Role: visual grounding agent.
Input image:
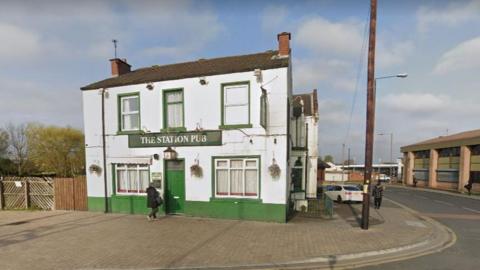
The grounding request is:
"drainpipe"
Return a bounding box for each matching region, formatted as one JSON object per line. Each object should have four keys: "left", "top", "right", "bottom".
{"left": 101, "top": 88, "right": 109, "bottom": 213}
{"left": 304, "top": 123, "right": 309, "bottom": 199}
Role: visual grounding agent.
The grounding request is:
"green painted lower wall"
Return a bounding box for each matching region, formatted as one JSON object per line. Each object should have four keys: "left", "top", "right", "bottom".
{"left": 184, "top": 199, "right": 287, "bottom": 223}
{"left": 87, "top": 197, "right": 111, "bottom": 212}
{"left": 88, "top": 196, "right": 286, "bottom": 222}
{"left": 88, "top": 196, "right": 165, "bottom": 215}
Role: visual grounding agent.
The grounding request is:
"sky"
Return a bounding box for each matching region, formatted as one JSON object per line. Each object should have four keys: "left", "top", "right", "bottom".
{"left": 1, "top": 0, "right": 479, "bottom": 164}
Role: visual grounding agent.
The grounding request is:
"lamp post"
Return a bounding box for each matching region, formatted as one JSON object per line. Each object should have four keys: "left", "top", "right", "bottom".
{"left": 362, "top": 72, "right": 407, "bottom": 230}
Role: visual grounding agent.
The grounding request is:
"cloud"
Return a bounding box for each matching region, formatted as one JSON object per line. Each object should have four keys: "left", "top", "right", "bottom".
{"left": 318, "top": 99, "right": 349, "bottom": 125}
{"left": 382, "top": 93, "right": 448, "bottom": 114}
{"left": 377, "top": 41, "right": 414, "bottom": 69}
{"left": 296, "top": 17, "right": 363, "bottom": 57}
{"left": 433, "top": 36, "right": 480, "bottom": 74}
{"left": 0, "top": 23, "right": 42, "bottom": 61}
{"left": 417, "top": 0, "right": 480, "bottom": 33}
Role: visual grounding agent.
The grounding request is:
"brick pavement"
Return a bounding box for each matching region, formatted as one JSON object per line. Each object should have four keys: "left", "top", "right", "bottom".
{"left": 0, "top": 201, "right": 436, "bottom": 270}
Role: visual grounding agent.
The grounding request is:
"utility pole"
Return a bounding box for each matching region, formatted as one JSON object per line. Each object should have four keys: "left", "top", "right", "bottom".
{"left": 362, "top": 0, "right": 377, "bottom": 230}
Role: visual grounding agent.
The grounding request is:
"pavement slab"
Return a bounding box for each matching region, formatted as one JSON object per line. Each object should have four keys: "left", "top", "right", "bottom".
{"left": 0, "top": 199, "right": 454, "bottom": 270}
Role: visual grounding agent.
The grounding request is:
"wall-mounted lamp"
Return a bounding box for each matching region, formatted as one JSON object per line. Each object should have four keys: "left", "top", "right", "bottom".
{"left": 163, "top": 147, "right": 177, "bottom": 160}
{"left": 146, "top": 83, "right": 154, "bottom": 90}
{"left": 254, "top": 69, "right": 263, "bottom": 83}
{"left": 153, "top": 154, "right": 160, "bottom": 160}
{"left": 199, "top": 77, "right": 208, "bottom": 85}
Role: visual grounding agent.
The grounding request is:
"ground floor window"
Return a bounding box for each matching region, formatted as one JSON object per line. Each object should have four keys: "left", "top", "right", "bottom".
{"left": 115, "top": 164, "right": 149, "bottom": 194}
{"left": 214, "top": 157, "right": 259, "bottom": 198}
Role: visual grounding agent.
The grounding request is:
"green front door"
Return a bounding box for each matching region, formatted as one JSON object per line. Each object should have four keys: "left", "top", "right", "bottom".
{"left": 165, "top": 160, "right": 185, "bottom": 214}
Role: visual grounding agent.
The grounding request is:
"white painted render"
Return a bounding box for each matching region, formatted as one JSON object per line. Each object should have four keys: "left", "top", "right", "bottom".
{"left": 82, "top": 67, "right": 291, "bottom": 205}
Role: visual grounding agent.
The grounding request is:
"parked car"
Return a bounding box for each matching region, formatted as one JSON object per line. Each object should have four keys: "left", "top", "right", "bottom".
{"left": 377, "top": 174, "right": 391, "bottom": 183}
{"left": 324, "top": 184, "right": 363, "bottom": 203}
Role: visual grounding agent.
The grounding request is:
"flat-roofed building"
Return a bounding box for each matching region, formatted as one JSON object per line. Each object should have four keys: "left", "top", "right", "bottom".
{"left": 401, "top": 129, "right": 480, "bottom": 193}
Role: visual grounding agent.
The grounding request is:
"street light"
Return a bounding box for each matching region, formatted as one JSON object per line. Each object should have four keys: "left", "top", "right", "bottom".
{"left": 362, "top": 72, "right": 408, "bottom": 230}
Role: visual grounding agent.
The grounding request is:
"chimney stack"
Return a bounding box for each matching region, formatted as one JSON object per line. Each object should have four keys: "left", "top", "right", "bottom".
{"left": 110, "top": 58, "right": 131, "bottom": 77}
{"left": 277, "top": 32, "right": 291, "bottom": 57}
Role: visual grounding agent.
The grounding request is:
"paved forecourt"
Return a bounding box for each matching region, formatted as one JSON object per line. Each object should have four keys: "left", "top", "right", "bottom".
{"left": 0, "top": 200, "right": 453, "bottom": 270}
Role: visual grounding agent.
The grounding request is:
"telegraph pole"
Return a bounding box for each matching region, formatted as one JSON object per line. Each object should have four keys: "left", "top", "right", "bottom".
{"left": 362, "top": 0, "right": 377, "bottom": 230}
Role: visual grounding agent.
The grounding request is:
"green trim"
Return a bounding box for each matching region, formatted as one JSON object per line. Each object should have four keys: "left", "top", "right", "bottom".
{"left": 117, "top": 92, "right": 141, "bottom": 133}
{"left": 161, "top": 127, "right": 187, "bottom": 132}
{"left": 117, "top": 130, "right": 143, "bottom": 135}
{"left": 211, "top": 155, "right": 261, "bottom": 200}
{"left": 112, "top": 163, "right": 116, "bottom": 196}
{"left": 218, "top": 124, "right": 253, "bottom": 130}
{"left": 184, "top": 200, "right": 286, "bottom": 223}
{"left": 220, "top": 81, "right": 251, "bottom": 128}
{"left": 162, "top": 88, "right": 185, "bottom": 131}
{"left": 88, "top": 197, "right": 111, "bottom": 212}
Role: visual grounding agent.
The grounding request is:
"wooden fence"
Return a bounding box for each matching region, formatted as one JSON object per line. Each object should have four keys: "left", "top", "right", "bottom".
{"left": 54, "top": 176, "right": 87, "bottom": 211}
{"left": 0, "top": 177, "right": 54, "bottom": 210}
{"left": 0, "top": 176, "right": 87, "bottom": 211}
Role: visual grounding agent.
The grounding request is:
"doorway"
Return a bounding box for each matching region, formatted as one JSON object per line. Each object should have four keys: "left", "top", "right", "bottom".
{"left": 164, "top": 160, "right": 185, "bottom": 214}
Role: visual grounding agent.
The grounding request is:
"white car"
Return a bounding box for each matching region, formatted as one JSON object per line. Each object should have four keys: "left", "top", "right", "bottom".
{"left": 324, "top": 184, "right": 363, "bottom": 203}
{"left": 377, "top": 174, "right": 391, "bottom": 183}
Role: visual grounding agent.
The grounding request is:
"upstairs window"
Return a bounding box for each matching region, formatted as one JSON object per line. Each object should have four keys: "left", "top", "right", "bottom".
{"left": 163, "top": 89, "right": 184, "bottom": 131}
{"left": 260, "top": 89, "right": 267, "bottom": 129}
{"left": 221, "top": 82, "right": 250, "bottom": 128}
{"left": 119, "top": 93, "right": 140, "bottom": 132}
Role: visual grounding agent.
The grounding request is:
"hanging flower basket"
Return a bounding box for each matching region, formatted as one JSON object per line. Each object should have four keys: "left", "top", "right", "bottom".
{"left": 89, "top": 164, "right": 102, "bottom": 175}
{"left": 190, "top": 159, "right": 203, "bottom": 178}
{"left": 268, "top": 159, "right": 281, "bottom": 178}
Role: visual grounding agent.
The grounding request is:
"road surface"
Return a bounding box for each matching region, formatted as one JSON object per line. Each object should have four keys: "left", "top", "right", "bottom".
{"left": 360, "top": 186, "right": 480, "bottom": 270}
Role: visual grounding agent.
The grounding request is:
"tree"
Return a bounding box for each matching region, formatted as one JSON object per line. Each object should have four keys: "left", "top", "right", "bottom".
{"left": 26, "top": 124, "right": 85, "bottom": 177}
{"left": 324, "top": 155, "right": 334, "bottom": 163}
{"left": 0, "top": 128, "right": 8, "bottom": 157}
{"left": 5, "top": 123, "right": 29, "bottom": 175}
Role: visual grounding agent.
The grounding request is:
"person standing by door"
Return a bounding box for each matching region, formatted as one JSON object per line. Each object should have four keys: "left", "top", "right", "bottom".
{"left": 372, "top": 182, "right": 384, "bottom": 209}
{"left": 146, "top": 184, "right": 162, "bottom": 221}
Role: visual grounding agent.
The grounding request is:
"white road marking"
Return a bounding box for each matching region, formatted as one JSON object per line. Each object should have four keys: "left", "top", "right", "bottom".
{"left": 434, "top": 200, "right": 454, "bottom": 206}
{"left": 463, "top": 207, "right": 480, "bottom": 214}
{"left": 405, "top": 220, "right": 427, "bottom": 228}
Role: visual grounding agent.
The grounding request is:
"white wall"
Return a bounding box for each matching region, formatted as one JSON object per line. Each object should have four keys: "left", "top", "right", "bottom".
{"left": 82, "top": 68, "right": 290, "bottom": 204}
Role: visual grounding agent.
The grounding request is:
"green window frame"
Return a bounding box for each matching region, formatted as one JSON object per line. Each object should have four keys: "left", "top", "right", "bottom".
{"left": 113, "top": 163, "right": 150, "bottom": 195}
{"left": 260, "top": 89, "right": 267, "bottom": 129}
{"left": 118, "top": 92, "right": 141, "bottom": 134}
{"left": 212, "top": 156, "right": 260, "bottom": 199}
{"left": 220, "top": 81, "right": 252, "bottom": 129}
{"left": 162, "top": 88, "right": 186, "bottom": 132}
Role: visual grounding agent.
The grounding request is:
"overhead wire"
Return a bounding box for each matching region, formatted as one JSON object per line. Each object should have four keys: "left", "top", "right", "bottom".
{"left": 343, "top": 7, "right": 370, "bottom": 147}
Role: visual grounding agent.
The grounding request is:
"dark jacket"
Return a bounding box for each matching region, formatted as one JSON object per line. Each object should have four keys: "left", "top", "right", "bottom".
{"left": 146, "top": 186, "right": 160, "bottom": 208}
{"left": 372, "top": 185, "right": 384, "bottom": 199}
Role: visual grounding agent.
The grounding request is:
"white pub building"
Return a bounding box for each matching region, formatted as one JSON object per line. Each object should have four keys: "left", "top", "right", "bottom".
{"left": 81, "top": 32, "right": 318, "bottom": 222}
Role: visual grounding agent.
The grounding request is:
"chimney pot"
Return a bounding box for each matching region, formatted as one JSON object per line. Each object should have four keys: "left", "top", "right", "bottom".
{"left": 110, "top": 58, "right": 131, "bottom": 77}
{"left": 277, "top": 32, "right": 291, "bottom": 56}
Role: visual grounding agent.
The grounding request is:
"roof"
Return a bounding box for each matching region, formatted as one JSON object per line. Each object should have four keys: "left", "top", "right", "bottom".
{"left": 292, "top": 89, "right": 318, "bottom": 117}
{"left": 81, "top": 50, "right": 289, "bottom": 90}
{"left": 401, "top": 129, "right": 480, "bottom": 152}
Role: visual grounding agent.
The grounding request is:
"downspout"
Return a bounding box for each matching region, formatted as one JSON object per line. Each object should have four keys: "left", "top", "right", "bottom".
{"left": 101, "top": 88, "right": 109, "bottom": 213}
{"left": 304, "top": 123, "right": 309, "bottom": 197}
